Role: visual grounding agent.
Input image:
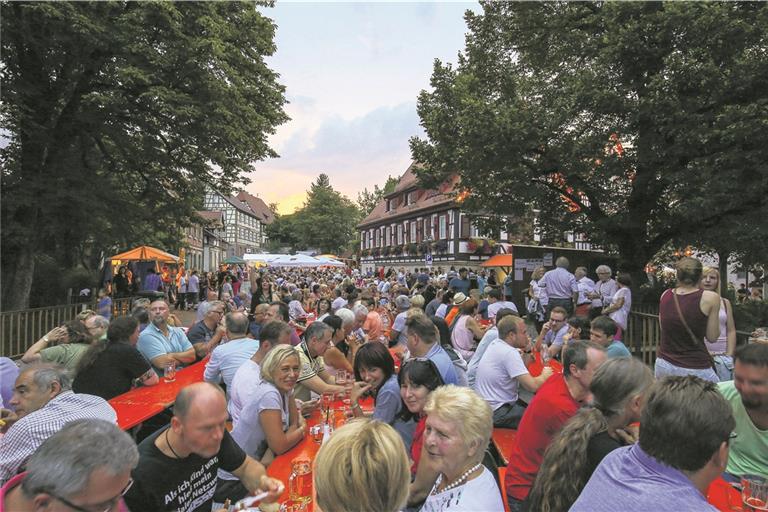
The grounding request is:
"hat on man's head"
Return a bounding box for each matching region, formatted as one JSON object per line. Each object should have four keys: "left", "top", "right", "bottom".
{"left": 452, "top": 292, "right": 469, "bottom": 306}
{"left": 395, "top": 295, "right": 411, "bottom": 310}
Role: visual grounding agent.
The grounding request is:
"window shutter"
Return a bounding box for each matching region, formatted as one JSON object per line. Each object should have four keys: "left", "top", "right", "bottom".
{"left": 460, "top": 214, "right": 470, "bottom": 238}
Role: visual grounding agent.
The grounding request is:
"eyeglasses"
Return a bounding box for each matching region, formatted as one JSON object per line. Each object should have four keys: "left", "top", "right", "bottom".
{"left": 50, "top": 478, "right": 133, "bottom": 512}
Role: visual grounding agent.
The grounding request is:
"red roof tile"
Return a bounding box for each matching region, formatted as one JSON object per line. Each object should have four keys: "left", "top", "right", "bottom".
{"left": 234, "top": 191, "right": 275, "bottom": 224}
{"left": 358, "top": 162, "right": 460, "bottom": 228}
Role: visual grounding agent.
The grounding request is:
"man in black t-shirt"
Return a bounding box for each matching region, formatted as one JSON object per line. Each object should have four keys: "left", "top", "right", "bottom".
{"left": 73, "top": 316, "right": 158, "bottom": 399}
{"left": 124, "top": 383, "right": 283, "bottom": 512}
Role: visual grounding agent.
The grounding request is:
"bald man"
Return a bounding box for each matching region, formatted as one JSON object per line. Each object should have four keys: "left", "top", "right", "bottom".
{"left": 124, "top": 383, "right": 283, "bottom": 512}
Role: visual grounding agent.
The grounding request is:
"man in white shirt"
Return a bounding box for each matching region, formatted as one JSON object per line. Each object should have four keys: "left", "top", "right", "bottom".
{"left": 539, "top": 256, "right": 578, "bottom": 317}
{"left": 467, "top": 308, "right": 519, "bottom": 388}
{"left": 204, "top": 312, "right": 258, "bottom": 391}
{"left": 574, "top": 266, "right": 596, "bottom": 317}
{"left": 588, "top": 264, "right": 618, "bottom": 319}
{"left": 475, "top": 316, "right": 553, "bottom": 428}
{"left": 487, "top": 288, "right": 519, "bottom": 319}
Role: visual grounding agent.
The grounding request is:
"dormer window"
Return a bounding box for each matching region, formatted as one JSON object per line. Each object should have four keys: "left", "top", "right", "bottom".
{"left": 386, "top": 199, "right": 392, "bottom": 212}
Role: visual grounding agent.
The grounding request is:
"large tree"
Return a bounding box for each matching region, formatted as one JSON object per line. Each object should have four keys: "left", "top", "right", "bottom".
{"left": 411, "top": 2, "right": 768, "bottom": 283}
{"left": 1, "top": 1, "right": 287, "bottom": 309}
{"left": 294, "top": 174, "right": 360, "bottom": 254}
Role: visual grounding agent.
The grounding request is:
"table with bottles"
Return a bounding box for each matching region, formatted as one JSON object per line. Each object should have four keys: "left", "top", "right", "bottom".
{"left": 264, "top": 394, "right": 375, "bottom": 511}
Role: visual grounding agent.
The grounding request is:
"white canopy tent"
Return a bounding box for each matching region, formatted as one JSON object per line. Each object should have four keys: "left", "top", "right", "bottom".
{"left": 243, "top": 253, "right": 345, "bottom": 268}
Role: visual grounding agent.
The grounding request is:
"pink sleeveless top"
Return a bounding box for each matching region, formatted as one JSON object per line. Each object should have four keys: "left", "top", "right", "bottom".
{"left": 451, "top": 315, "right": 475, "bottom": 361}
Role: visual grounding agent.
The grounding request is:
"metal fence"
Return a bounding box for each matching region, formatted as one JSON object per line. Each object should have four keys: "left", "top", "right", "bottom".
{"left": 625, "top": 303, "right": 754, "bottom": 366}
{"left": 1, "top": 297, "right": 135, "bottom": 359}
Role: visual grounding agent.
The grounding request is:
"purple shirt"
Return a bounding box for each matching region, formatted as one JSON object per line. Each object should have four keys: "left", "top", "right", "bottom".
{"left": 0, "top": 358, "right": 19, "bottom": 409}
{"left": 540, "top": 267, "right": 578, "bottom": 300}
{"left": 570, "top": 444, "right": 717, "bottom": 512}
{"left": 143, "top": 272, "right": 162, "bottom": 291}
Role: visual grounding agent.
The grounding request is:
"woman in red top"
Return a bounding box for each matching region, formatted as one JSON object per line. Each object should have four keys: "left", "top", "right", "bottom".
{"left": 393, "top": 359, "right": 445, "bottom": 475}
{"left": 656, "top": 257, "right": 721, "bottom": 383}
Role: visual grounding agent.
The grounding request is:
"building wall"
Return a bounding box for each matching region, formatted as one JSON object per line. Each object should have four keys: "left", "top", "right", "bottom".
{"left": 204, "top": 190, "right": 264, "bottom": 256}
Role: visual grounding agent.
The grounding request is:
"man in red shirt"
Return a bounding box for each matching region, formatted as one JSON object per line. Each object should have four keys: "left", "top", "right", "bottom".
{"left": 504, "top": 340, "right": 607, "bottom": 511}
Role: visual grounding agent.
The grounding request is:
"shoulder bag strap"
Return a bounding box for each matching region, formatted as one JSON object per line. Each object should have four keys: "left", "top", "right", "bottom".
{"left": 672, "top": 290, "right": 716, "bottom": 370}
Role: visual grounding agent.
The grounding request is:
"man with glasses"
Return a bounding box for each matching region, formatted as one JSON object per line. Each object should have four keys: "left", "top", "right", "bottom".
{"left": 187, "top": 300, "right": 228, "bottom": 359}
{"left": 571, "top": 376, "right": 735, "bottom": 511}
{"left": 1, "top": 419, "right": 137, "bottom": 512}
{"left": 294, "top": 322, "right": 346, "bottom": 402}
{"left": 0, "top": 365, "right": 117, "bottom": 486}
{"left": 587, "top": 264, "right": 618, "bottom": 320}
{"left": 137, "top": 299, "right": 196, "bottom": 375}
{"left": 534, "top": 306, "right": 570, "bottom": 360}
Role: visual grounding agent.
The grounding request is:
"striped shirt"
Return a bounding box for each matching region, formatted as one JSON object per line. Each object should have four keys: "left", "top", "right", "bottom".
{"left": 0, "top": 391, "right": 116, "bottom": 485}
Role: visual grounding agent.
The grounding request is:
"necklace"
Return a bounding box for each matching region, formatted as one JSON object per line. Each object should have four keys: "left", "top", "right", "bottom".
{"left": 434, "top": 462, "right": 482, "bottom": 494}
{"left": 165, "top": 428, "right": 183, "bottom": 459}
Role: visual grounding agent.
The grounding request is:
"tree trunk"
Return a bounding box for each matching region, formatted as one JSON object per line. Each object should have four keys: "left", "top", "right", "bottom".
{"left": 717, "top": 248, "right": 729, "bottom": 296}
{"left": 1, "top": 245, "right": 36, "bottom": 311}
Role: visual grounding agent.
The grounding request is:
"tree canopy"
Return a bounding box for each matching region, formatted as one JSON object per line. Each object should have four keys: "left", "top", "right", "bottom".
{"left": 266, "top": 174, "right": 360, "bottom": 254}
{"left": 1, "top": 1, "right": 287, "bottom": 309}
{"left": 411, "top": 1, "right": 768, "bottom": 282}
{"left": 356, "top": 175, "right": 399, "bottom": 217}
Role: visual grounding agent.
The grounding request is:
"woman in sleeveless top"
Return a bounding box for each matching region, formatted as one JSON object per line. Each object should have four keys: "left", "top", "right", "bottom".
{"left": 450, "top": 299, "right": 486, "bottom": 362}
{"left": 699, "top": 267, "right": 736, "bottom": 381}
{"left": 655, "top": 257, "right": 722, "bottom": 383}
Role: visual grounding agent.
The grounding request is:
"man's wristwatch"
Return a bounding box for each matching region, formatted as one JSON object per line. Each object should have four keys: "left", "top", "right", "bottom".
{"left": 43, "top": 336, "right": 50, "bottom": 343}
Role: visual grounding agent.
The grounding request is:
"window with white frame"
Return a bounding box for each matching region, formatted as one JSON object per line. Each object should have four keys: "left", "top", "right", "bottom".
{"left": 397, "top": 224, "right": 403, "bottom": 245}
{"left": 385, "top": 226, "right": 391, "bottom": 246}
{"left": 410, "top": 221, "right": 417, "bottom": 242}
{"left": 439, "top": 216, "right": 447, "bottom": 239}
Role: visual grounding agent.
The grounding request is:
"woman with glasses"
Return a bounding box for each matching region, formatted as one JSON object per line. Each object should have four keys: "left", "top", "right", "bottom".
{"left": 215, "top": 345, "right": 306, "bottom": 503}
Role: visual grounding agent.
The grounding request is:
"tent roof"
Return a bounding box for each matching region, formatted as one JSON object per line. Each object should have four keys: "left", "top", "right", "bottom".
{"left": 480, "top": 253, "right": 514, "bottom": 268}
{"left": 109, "top": 245, "right": 179, "bottom": 263}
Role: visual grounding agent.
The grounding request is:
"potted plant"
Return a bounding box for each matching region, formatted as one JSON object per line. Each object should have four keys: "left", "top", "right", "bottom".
{"left": 434, "top": 240, "right": 449, "bottom": 253}
{"left": 407, "top": 242, "right": 418, "bottom": 255}
{"left": 371, "top": 247, "right": 380, "bottom": 258}
{"left": 392, "top": 245, "right": 403, "bottom": 256}
{"left": 381, "top": 246, "right": 391, "bottom": 256}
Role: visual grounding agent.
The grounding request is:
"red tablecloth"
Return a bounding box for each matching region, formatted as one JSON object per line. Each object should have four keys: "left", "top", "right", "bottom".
{"left": 527, "top": 350, "right": 563, "bottom": 376}
{"left": 265, "top": 398, "right": 374, "bottom": 510}
{"left": 707, "top": 476, "right": 744, "bottom": 511}
{"left": 109, "top": 358, "right": 208, "bottom": 430}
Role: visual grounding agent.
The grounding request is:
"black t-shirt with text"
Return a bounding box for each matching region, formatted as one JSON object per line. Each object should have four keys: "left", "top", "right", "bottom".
{"left": 124, "top": 428, "right": 246, "bottom": 512}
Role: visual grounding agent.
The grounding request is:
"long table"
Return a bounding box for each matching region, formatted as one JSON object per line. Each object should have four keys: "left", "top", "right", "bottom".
{"left": 108, "top": 358, "right": 208, "bottom": 430}
{"left": 264, "top": 398, "right": 374, "bottom": 511}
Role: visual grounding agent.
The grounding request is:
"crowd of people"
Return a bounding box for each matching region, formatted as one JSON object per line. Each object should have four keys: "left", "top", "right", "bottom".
{"left": 0, "top": 255, "right": 766, "bottom": 512}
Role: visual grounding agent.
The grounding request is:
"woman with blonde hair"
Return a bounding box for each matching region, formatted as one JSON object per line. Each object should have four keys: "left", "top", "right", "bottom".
{"left": 417, "top": 385, "right": 503, "bottom": 511}
{"left": 314, "top": 419, "right": 410, "bottom": 512}
{"left": 215, "top": 344, "right": 305, "bottom": 503}
{"left": 699, "top": 266, "right": 737, "bottom": 381}
{"left": 526, "top": 357, "right": 654, "bottom": 512}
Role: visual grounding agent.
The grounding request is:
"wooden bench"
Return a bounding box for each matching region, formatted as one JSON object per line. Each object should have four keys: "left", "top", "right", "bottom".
{"left": 491, "top": 428, "right": 517, "bottom": 467}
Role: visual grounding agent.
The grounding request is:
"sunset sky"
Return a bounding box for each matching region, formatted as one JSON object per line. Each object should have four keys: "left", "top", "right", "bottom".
{"left": 245, "top": 1, "right": 480, "bottom": 214}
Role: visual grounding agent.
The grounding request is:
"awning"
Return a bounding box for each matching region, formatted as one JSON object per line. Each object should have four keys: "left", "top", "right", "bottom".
{"left": 108, "top": 245, "right": 179, "bottom": 263}
{"left": 480, "top": 253, "right": 514, "bottom": 268}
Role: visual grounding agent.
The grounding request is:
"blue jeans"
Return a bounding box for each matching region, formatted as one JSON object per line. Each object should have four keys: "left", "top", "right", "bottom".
{"left": 654, "top": 357, "right": 719, "bottom": 383}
